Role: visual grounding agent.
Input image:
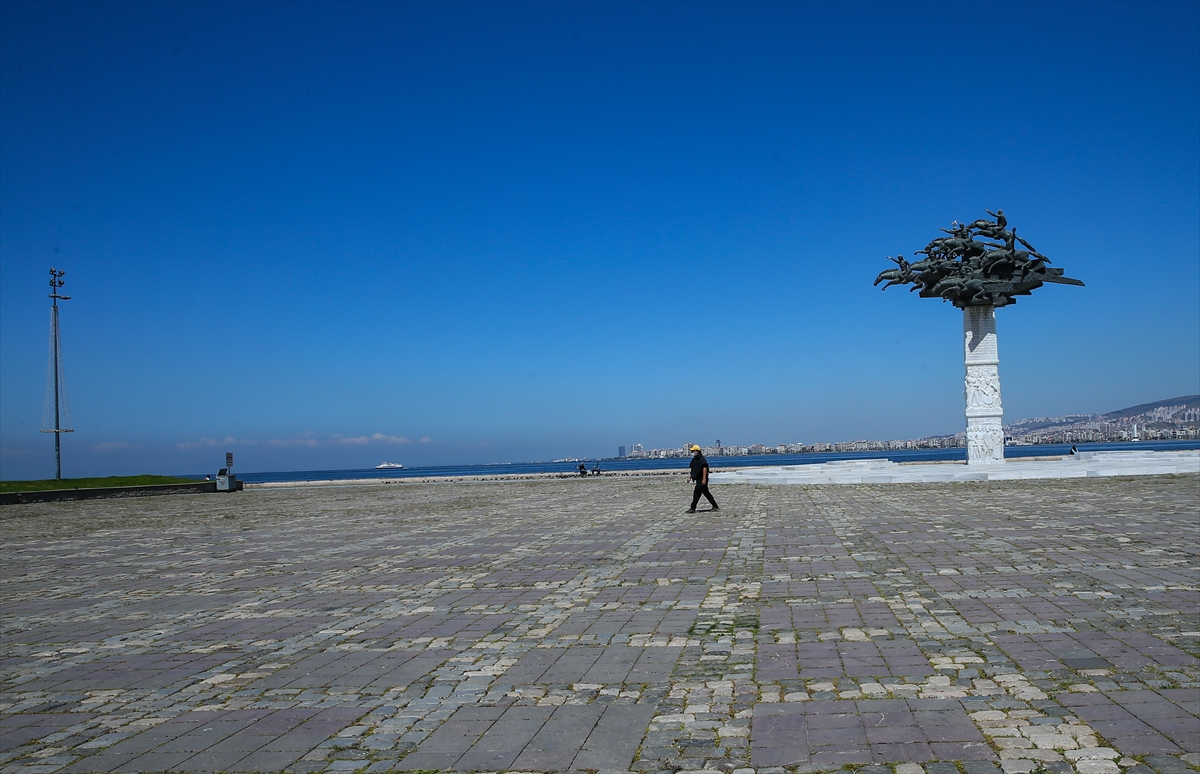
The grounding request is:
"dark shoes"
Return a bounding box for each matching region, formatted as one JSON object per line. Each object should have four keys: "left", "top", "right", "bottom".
{"left": 712, "top": 506, "right": 720, "bottom": 511}
{"left": 685, "top": 508, "right": 696, "bottom": 514}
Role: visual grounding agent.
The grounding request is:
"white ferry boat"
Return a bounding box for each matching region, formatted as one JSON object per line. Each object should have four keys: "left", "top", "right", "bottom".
{"left": 374, "top": 462, "right": 404, "bottom": 470}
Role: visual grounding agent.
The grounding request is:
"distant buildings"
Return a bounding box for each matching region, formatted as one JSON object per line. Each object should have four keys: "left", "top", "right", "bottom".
{"left": 1004, "top": 402, "right": 1199, "bottom": 445}
{"left": 611, "top": 400, "right": 1198, "bottom": 461}
{"left": 616, "top": 435, "right": 964, "bottom": 460}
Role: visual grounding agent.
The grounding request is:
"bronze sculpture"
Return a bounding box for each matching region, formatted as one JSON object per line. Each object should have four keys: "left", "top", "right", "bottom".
{"left": 874, "top": 211, "right": 1083, "bottom": 307}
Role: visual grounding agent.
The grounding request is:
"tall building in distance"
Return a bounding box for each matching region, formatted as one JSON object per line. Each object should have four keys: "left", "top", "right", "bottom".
{"left": 618, "top": 446, "right": 626, "bottom": 458}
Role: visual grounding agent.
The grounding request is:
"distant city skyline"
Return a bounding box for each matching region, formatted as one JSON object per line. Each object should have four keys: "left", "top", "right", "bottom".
{"left": 621, "top": 396, "right": 1200, "bottom": 454}
{"left": 617, "top": 397, "right": 1200, "bottom": 462}
{"left": 2, "top": 2, "right": 1197, "bottom": 479}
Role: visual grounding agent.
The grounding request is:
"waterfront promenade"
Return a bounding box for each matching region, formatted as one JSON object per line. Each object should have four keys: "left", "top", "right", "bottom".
{"left": 2, "top": 475, "right": 1197, "bottom": 774}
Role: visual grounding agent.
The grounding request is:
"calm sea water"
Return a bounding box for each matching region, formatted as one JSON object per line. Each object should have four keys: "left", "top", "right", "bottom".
{"left": 213, "top": 440, "right": 1200, "bottom": 485}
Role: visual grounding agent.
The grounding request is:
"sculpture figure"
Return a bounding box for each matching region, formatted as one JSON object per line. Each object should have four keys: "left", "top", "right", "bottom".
{"left": 874, "top": 210, "right": 1082, "bottom": 308}
{"left": 872, "top": 255, "right": 914, "bottom": 289}
{"left": 1015, "top": 233, "right": 1048, "bottom": 262}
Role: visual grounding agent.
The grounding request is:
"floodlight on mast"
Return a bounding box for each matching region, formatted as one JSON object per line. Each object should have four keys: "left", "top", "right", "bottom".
{"left": 42, "top": 268, "right": 73, "bottom": 479}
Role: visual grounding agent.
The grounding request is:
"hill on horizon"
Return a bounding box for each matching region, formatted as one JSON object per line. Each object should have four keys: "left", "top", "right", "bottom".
{"left": 1101, "top": 395, "right": 1199, "bottom": 420}
{"left": 1004, "top": 394, "right": 1199, "bottom": 437}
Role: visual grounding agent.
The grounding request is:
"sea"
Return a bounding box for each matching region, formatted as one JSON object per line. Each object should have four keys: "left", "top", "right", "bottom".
{"left": 215, "top": 440, "right": 1200, "bottom": 485}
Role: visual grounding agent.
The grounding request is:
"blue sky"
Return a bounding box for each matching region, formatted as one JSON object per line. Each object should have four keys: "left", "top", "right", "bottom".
{"left": 2, "top": 0, "right": 1197, "bottom": 478}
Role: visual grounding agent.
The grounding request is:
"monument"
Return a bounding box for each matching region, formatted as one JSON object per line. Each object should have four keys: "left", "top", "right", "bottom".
{"left": 875, "top": 211, "right": 1083, "bottom": 464}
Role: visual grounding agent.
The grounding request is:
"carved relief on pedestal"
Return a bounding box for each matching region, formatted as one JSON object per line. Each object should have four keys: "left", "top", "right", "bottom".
{"left": 965, "top": 365, "right": 1002, "bottom": 412}
{"left": 967, "top": 419, "right": 1005, "bottom": 464}
{"left": 963, "top": 305, "right": 1004, "bottom": 463}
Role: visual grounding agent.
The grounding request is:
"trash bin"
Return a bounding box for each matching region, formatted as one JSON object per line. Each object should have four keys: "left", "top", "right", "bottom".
{"left": 215, "top": 468, "right": 242, "bottom": 492}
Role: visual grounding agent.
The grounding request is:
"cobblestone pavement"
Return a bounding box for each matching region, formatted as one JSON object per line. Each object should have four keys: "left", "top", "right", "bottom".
{"left": 1, "top": 475, "right": 1197, "bottom": 774}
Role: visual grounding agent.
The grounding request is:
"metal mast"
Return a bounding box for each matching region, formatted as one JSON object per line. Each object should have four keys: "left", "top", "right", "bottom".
{"left": 42, "top": 268, "right": 72, "bottom": 479}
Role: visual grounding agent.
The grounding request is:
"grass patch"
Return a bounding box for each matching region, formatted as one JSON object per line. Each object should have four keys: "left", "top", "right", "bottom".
{"left": 0, "top": 475, "right": 199, "bottom": 493}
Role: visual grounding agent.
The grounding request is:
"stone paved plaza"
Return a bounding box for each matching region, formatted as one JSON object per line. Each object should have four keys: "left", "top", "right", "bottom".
{"left": 1, "top": 475, "right": 1198, "bottom": 774}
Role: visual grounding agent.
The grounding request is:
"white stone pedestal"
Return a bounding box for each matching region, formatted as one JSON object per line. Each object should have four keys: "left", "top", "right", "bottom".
{"left": 964, "top": 306, "right": 1005, "bottom": 464}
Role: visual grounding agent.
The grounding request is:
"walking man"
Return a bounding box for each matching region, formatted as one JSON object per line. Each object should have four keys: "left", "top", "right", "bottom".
{"left": 686, "top": 444, "right": 719, "bottom": 513}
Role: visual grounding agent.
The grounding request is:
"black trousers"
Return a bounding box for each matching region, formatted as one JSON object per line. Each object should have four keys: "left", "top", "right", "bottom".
{"left": 691, "top": 482, "right": 718, "bottom": 510}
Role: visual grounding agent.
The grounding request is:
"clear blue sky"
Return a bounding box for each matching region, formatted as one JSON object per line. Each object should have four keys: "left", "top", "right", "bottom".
{"left": 2, "top": 1, "right": 1198, "bottom": 478}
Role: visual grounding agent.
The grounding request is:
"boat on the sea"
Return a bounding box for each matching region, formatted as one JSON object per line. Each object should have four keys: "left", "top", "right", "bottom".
{"left": 375, "top": 462, "right": 404, "bottom": 470}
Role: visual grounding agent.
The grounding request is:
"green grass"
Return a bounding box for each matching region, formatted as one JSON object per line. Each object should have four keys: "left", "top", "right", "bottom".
{"left": 0, "top": 475, "right": 200, "bottom": 493}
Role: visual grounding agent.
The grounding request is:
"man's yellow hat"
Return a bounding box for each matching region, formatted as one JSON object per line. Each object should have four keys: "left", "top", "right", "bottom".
{"left": 690, "top": 444, "right": 701, "bottom": 451}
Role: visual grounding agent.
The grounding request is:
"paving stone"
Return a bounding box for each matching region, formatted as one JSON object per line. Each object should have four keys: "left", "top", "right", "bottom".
{"left": 1, "top": 475, "right": 1196, "bottom": 773}
{"left": 927, "top": 763, "right": 961, "bottom": 774}
{"left": 1077, "top": 761, "right": 1122, "bottom": 774}
{"left": 961, "top": 762, "right": 1004, "bottom": 774}
{"left": 1144, "top": 756, "right": 1200, "bottom": 774}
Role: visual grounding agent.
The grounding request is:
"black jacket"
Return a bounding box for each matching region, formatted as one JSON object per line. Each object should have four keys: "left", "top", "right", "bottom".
{"left": 689, "top": 454, "right": 709, "bottom": 482}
